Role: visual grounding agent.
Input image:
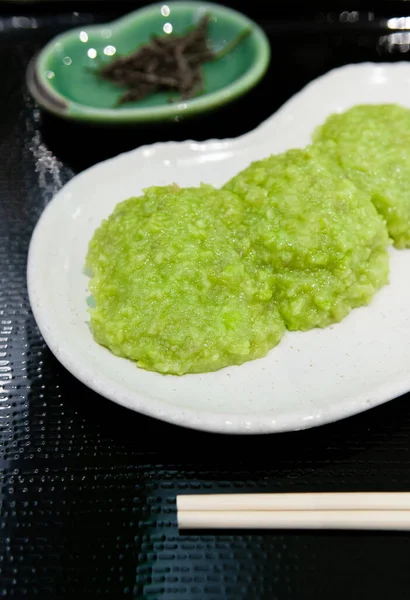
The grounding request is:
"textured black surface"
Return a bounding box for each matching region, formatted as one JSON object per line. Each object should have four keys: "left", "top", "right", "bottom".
{"left": 2, "top": 5, "right": 410, "bottom": 599}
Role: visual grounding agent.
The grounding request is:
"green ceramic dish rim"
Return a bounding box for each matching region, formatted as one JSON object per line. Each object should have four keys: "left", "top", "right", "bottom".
{"left": 31, "top": 1, "right": 271, "bottom": 123}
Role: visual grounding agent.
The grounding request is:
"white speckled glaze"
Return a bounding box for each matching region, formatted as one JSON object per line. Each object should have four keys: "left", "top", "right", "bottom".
{"left": 28, "top": 63, "right": 410, "bottom": 434}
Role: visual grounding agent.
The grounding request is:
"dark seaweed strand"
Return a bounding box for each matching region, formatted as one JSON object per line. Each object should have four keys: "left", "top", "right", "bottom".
{"left": 93, "top": 14, "right": 252, "bottom": 106}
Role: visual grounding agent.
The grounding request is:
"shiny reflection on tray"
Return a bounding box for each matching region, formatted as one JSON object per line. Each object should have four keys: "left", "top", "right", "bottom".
{"left": 379, "top": 32, "right": 410, "bottom": 53}
{"left": 387, "top": 17, "right": 410, "bottom": 30}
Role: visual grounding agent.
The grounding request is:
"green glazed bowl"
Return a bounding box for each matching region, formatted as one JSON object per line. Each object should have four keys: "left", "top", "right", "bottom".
{"left": 27, "top": 1, "right": 270, "bottom": 124}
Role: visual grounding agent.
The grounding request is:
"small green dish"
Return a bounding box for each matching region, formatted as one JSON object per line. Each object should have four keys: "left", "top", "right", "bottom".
{"left": 26, "top": 1, "right": 270, "bottom": 124}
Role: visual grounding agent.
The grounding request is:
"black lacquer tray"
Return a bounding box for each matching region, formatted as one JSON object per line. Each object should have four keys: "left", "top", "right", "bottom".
{"left": 2, "top": 2, "right": 410, "bottom": 598}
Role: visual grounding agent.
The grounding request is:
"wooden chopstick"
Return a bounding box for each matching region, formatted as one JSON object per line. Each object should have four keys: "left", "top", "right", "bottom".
{"left": 177, "top": 493, "right": 410, "bottom": 530}
{"left": 178, "top": 509, "right": 410, "bottom": 530}
{"left": 177, "top": 492, "right": 410, "bottom": 512}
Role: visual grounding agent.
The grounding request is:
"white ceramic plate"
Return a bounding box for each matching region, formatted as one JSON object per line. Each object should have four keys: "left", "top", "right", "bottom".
{"left": 28, "top": 62, "right": 410, "bottom": 434}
